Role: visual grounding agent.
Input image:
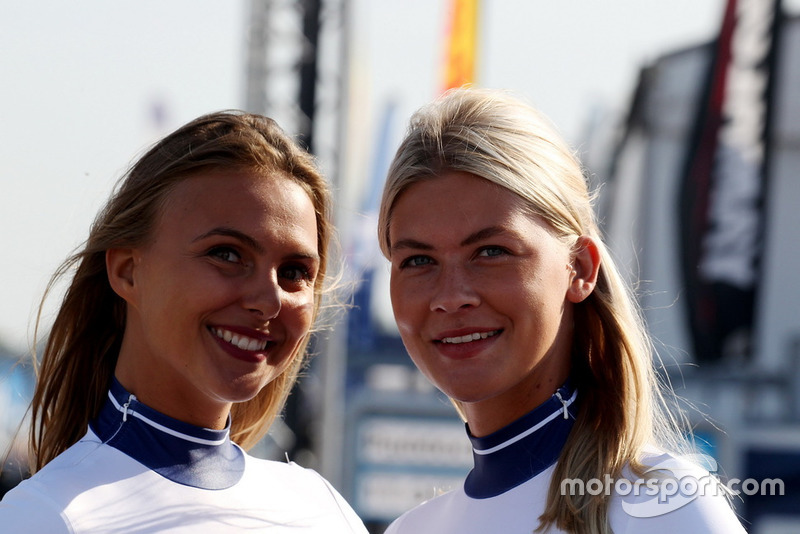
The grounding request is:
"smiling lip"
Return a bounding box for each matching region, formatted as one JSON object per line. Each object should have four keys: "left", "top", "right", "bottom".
{"left": 433, "top": 328, "right": 502, "bottom": 359}
{"left": 210, "top": 326, "right": 275, "bottom": 363}
{"left": 438, "top": 329, "right": 501, "bottom": 345}
{"left": 435, "top": 328, "right": 501, "bottom": 344}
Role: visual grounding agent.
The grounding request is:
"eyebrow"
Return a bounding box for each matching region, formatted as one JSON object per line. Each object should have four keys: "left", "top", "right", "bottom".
{"left": 193, "top": 226, "right": 321, "bottom": 262}
{"left": 460, "top": 226, "right": 507, "bottom": 247}
{"left": 193, "top": 227, "right": 264, "bottom": 253}
{"left": 391, "top": 226, "right": 509, "bottom": 252}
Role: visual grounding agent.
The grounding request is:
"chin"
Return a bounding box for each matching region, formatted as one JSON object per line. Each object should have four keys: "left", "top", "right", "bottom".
{"left": 217, "top": 377, "right": 274, "bottom": 404}
{"left": 436, "top": 383, "right": 489, "bottom": 405}
{"left": 229, "top": 391, "right": 263, "bottom": 404}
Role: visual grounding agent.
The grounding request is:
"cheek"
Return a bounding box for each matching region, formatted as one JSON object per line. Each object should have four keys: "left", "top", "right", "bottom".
{"left": 389, "top": 270, "right": 426, "bottom": 308}
{"left": 389, "top": 281, "right": 417, "bottom": 332}
{"left": 283, "top": 293, "right": 316, "bottom": 337}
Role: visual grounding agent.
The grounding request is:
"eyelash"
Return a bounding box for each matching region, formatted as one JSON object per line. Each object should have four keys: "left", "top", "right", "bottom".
{"left": 398, "top": 255, "right": 433, "bottom": 269}
{"left": 208, "top": 246, "right": 243, "bottom": 264}
{"left": 478, "top": 246, "right": 508, "bottom": 257}
{"left": 279, "top": 264, "right": 314, "bottom": 283}
{"left": 398, "top": 246, "right": 509, "bottom": 269}
{"left": 211, "top": 248, "right": 312, "bottom": 276}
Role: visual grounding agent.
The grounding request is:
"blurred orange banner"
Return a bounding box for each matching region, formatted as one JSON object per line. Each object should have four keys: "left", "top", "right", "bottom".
{"left": 442, "top": 0, "right": 479, "bottom": 91}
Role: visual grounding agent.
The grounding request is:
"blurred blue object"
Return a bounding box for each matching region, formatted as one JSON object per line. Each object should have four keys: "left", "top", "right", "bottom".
{"left": 0, "top": 345, "right": 34, "bottom": 497}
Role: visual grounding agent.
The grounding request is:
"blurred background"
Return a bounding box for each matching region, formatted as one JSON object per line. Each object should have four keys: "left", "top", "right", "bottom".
{"left": 1, "top": 0, "right": 799, "bottom": 532}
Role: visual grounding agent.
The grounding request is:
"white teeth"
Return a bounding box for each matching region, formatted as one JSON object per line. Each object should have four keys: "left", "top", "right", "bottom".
{"left": 441, "top": 330, "right": 499, "bottom": 344}
{"left": 212, "top": 327, "right": 268, "bottom": 352}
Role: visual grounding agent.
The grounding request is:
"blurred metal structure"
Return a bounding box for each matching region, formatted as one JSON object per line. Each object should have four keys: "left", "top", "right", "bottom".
{"left": 244, "top": 0, "right": 349, "bottom": 178}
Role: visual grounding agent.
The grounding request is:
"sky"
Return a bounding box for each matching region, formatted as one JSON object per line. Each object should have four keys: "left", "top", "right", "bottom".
{"left": 2, "top": 0, "right": 798, "bottom": 353}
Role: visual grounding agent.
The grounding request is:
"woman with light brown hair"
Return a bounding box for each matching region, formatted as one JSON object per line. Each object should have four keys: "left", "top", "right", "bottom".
{"left": 0, "top": 111, "right": 367, "bottom": 533}
{"left": 379, "top": 88, "right": 745, "bottom": 533}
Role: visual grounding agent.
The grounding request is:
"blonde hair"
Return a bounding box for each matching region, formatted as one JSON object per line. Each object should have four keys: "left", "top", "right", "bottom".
{"left": 378, "top": 88, "right": 689, "bottom": 533}
{"left": 29, "top": 111, "right": 333, "bottom": 472}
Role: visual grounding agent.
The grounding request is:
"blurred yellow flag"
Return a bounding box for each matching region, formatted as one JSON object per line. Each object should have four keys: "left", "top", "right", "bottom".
{"left": 442, "top": 0, "right": 479, "bottom": 91}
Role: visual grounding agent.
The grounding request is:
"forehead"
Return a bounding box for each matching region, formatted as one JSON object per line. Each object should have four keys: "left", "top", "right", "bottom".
{"left": 390, "top": 171, "right": 527, "bottom": 234}
{"left": 156, "top": 169, "right": 318, "bottom": 245}
{"left": 168, "top": 167, "right": 304, "bottom": 199}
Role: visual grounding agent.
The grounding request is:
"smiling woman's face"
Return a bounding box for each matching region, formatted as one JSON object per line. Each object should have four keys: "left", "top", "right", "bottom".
{"left": 388, "top": 171, "right": 583, "bottom": 435}
{"left": 109, "top": 169, "right": 319, "bottom": 429}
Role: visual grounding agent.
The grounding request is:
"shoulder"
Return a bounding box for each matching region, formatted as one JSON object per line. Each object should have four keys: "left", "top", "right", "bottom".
{"left": 6, "top": 430, "right": 146, "bottom": 498}
{"left": 385, "top": 467, "right": 556, "bottom": 534}
{"left": 241, "top": 454, "right": 332, "bottom": 490}
{"left": 0, "top": 486, "right": 73, "bottom": 533}
{"left": 607, "top": 449, "right": 747, "bottom": 533}
{"left": 384, "top": 489, "right": 461, "bottom": 534}
{"left": 241, "top": 455, "right": 369, "bottom": 533}
{"left": 0, "top": 431, "right": 118, "bottom": 533}
{"left": 242, "top": 456, "right": 351, "bottom": 504}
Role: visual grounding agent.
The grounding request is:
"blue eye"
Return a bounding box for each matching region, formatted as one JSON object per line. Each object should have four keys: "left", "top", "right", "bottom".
{"left": 478, "top": 246, "right": 507, "bottom": 258}
{"left": 400, "top": 255, "right": 433, "bottom": 268}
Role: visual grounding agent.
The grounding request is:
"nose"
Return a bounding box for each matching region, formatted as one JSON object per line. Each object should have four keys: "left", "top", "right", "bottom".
{"left": 242, "top": 272, "right": 282, "bottom": 319}
{"left": 429, "top": 266, "right": 480, "bottom": 313}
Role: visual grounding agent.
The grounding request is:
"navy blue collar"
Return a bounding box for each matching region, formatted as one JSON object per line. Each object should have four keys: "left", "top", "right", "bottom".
{"left": 464, "top": 380, "right": 578, "bottom": 499}
{"left": 89, "top": 377, "right": 245, "bottom": 490}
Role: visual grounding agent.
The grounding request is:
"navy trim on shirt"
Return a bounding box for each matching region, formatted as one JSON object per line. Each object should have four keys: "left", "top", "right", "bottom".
{"left": 89, "top": 377, "right": 245, "bottom": 490}
{"left": 464, "top": 380, "right": 578, "bottom": 499}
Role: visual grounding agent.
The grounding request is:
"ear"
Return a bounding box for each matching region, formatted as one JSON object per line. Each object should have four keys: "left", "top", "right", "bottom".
{"left": 106, "top": 248, "right": 138, "bottom": 304}
{"left": 566, "top": 236, "right": 601, "bottom": 304}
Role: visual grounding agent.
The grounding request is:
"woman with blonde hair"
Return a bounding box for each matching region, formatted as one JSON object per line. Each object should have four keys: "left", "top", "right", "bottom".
{"left": 379, "top": 88, "right": 745, "bottom": 533}
{"left": 0, "top": 111, "right": 367, "bottom": 533}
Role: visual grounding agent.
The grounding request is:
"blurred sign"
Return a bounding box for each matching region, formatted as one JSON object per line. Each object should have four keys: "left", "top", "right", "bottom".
{"left": 358, "top": 416, "right": 472, "bottom": 467}
{"left": 352, "top": 414, "right": 472, "bottom": 521}
{"left": 356, "top": 471, "right": 465, "bottom": 520}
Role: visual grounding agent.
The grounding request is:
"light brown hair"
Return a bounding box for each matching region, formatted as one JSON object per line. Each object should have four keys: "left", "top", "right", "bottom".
{"left": 29, "top": 111, "right": 333, "bottom": 472}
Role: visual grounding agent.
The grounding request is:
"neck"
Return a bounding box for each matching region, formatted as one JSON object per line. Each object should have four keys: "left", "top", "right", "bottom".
{"left": 464, "top": 379, "right": 577, "bottom": 499}
{"left": 89, "top": 377, "right": 245, "bottom": 489}
{"left": 114, "top": 339, "right": 231, "bottom": 430}
{"left": 463, "top": 373, "right": 572, "bottom": 437}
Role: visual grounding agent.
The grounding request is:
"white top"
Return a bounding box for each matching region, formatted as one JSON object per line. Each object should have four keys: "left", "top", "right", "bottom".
{"left": 385, "top": 383, "right": 747, "bottom": 534}
{"left": 385, "top": 454, "right": 748, "bottom": 534}
{"left": 0, "top": 380, "right": 367, "bottom": 533}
